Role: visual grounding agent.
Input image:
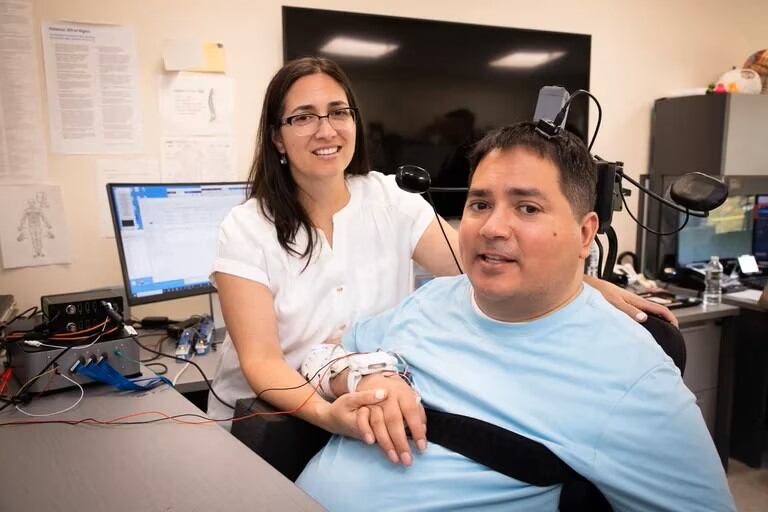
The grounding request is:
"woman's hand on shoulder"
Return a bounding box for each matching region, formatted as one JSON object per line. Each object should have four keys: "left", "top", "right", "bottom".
{"left": 585, "top": 275, "right": 678, "bottom": 327}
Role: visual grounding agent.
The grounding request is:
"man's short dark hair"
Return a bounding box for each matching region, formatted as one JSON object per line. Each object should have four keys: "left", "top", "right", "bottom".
{"left": 468, "top": 122, "right": 597, "bottom": 218}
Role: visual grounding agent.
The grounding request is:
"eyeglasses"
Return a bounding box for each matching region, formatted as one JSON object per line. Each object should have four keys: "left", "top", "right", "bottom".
{"left": 281, "top": 107, "right": 358, "bottom": 136}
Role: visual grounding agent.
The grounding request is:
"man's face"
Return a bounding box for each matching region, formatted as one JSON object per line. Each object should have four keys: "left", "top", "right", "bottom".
{"left": 458, "top": 146, "right": 597, "bottom": 320}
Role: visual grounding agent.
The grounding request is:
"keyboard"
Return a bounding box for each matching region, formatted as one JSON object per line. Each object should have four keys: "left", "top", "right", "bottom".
{"left": 740, "top": 276, "right": 768, "bottom": 290}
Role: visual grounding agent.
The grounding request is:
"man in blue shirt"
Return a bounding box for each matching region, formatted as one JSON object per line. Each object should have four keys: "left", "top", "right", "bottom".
{"left": 297, "top": 123, "right": 735, "bottom": 511}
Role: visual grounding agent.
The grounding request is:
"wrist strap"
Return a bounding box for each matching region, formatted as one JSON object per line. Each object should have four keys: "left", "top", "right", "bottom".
{"left": 345, "top": 351, "right": 400, "bottom": 393}
{"left": 300, "top": 344, "right": 350, "bottom": 401}
{"left": 347, "top": 371, "right": 362, "bottom": 394}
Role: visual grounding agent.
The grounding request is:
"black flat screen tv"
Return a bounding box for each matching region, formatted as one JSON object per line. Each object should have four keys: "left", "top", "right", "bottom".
{"left": 283, "top": 7, "right": 591, "bottom": 218}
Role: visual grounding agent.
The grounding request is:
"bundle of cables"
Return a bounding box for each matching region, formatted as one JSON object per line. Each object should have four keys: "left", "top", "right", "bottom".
{"left": 72, "top": 356, "right": 170, "bottom": 391}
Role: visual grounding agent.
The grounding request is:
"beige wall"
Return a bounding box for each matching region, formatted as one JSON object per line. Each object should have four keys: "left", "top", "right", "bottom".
{"left": 1, "top": 0, "right": 765, "bottom": 317}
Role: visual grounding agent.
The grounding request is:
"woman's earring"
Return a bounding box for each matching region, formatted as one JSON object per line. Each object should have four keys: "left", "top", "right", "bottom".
{"left": 279, "top": 153, "right": 287, "bottom": 166}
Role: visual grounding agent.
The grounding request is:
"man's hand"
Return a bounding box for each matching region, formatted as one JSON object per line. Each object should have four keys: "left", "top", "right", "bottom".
{"left": 586, "top": 276, "right": 678, "bottom": 327}
{"left": 355, "top": 372, "right": 427, "bottom": 467}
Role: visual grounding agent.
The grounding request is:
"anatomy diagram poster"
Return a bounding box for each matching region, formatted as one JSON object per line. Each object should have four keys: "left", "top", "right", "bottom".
{"left": 0, "top": 185, "right": 71, "bottom": 268}
{"left": 159, "top": 72, "right": 233, "bottom": 136}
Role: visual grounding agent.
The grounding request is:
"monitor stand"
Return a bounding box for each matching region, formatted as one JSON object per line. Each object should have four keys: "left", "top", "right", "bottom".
{"left": 209, "top": 292, "right": 227, "bottom": 342}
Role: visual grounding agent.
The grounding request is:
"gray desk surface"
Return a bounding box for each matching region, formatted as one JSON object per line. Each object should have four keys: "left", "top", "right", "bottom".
{"left": 672, "top": 302, "right": 740, "bottom": 324}
{"left": 0, "top": 383, "right": 322, "bottom": 512}
{"left": 723, "top": 290, "right": 765, "bottom": 312}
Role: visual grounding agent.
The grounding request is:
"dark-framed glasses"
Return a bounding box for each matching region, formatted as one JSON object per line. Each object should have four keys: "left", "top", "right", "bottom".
{"left": 281, "top": 107, "right": 358, "bottom": 135}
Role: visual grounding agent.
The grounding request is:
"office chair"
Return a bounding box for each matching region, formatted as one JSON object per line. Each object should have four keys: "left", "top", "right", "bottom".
{"left": 230, "top": 315, "right": 686, "bottom": 511}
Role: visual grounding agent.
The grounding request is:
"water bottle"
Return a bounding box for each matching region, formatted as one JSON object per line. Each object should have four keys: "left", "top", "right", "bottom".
{"left": 703, "top": 256, "right": 723, "bottom": 306}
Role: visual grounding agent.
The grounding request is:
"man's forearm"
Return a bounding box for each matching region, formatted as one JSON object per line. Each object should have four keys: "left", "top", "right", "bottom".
{"left": 330, "top": 369, "right": 351, "bottom": 397}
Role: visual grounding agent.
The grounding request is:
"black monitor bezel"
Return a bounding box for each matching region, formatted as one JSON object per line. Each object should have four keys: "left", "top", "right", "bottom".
{"left": 107, "top": 181, "right": 248, "bottom": 306}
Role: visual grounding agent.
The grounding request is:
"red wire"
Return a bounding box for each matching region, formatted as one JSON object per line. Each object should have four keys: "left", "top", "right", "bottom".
{"left": 48, "top": 326, "right": 120, "bottom": 342}
{"left": 0, "top": 381, "right": 325, "bottom": 427}
{"left": 50, "top": 319, "right": 109, "bottom": 337}
{"left": 0, "top": 353, "right": 356, "bottom": 427}
{"left": 3, "top": 319, "right": 112, "bottom": 341}
{"left": 0, "top": 368, "right": 12, "bottom": 395}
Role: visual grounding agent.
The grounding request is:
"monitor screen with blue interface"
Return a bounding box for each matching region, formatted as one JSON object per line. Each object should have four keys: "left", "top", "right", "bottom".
{"left": 677, "top": 195, "right": 754, "bottom": 266}
{"left": 107, "top": 182, "right": 247, "bottom": 305}
{"left": 754, "top": 195, "right": 768, "bottom": 261}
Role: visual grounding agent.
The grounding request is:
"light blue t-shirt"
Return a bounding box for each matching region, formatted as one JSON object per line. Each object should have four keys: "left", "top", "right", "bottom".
{"left": 297, "top": 276, "right": 734, "bottom": 511}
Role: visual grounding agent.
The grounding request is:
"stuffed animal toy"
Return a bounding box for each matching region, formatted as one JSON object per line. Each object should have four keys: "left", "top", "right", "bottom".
{"left": 743, "top": 49, "right": 768, "bottom": 94}
{"left": 716, "top": 67, "right": 763, "bottom": 94}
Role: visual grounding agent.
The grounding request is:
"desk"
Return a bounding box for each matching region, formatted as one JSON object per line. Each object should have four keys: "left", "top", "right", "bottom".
{"left": 673, "top": 303, "right": 740, "bottom": 468}
{"left": 722, "top": 292, "right": 768, "bottom": 468}
{"left": 0, "top": 382, "right": 322, "bottom": 511}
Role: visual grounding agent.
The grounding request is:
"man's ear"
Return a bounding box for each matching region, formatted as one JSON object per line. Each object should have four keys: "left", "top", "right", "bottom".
{"left": 578, "top": 212, "right": 599, "bottom": 259}
{"left": 271, "top": 128, "right": 286, "bottom": 154}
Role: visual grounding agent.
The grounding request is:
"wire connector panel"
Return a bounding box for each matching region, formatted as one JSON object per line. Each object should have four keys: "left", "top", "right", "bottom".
{"left": 174, "top": 327, "right": 196, "bottom": 361}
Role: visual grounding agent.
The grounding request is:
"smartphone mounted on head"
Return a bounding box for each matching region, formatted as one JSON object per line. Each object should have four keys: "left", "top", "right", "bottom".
{"left": 533, "top": 86, "right": 569, "bottom": 139}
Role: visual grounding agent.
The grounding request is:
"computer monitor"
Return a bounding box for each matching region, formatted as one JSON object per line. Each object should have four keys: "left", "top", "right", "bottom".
{"left": 107, "top": 182, "right": 248, "bottom": 306}
{"left": 676, "top": 194, "right": 754, "bottom": 266}
{"left": 754, "top": 195, "right": 768, "bottom": 261}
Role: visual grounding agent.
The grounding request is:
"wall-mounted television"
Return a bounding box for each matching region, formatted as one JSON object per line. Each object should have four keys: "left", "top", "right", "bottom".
{"left": 283, "top": 7, "right": 591, "bottom": 217}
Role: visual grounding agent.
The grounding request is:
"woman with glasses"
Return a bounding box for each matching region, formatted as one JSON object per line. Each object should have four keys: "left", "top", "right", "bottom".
{"left": 208, "top": 57, "right": 677, "bottom": 465}
{"left": 208, "top": 58, "right": 440, "bottom": 454}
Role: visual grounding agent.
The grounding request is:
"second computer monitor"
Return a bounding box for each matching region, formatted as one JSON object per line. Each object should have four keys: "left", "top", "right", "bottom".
{"left": 676, "top": 195, "right": 754, "bottom": 266}
{"left": 753, "top": 195, "right": 768, "bottom": 261}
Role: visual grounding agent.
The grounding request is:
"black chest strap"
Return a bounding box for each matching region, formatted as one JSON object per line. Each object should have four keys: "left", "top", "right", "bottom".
{"left": 424, "top": 408, "right": 612, "bottom": 511}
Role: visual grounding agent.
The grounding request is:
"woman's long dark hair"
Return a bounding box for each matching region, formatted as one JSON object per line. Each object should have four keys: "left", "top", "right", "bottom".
{"left": 248, "top": 57, "right": 370, "bottom": 267}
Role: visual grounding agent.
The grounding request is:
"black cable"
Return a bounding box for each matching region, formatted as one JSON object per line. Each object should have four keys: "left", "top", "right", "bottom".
{"left": 554, "top": 90, "right": 602, "bottom": 151}
{"left": 0, "top": 346, "right": 69, "bottom": 413}
{"left": 594, "top": 236, "right": 604, "bottom": 279}
{"left": 622, "top": 193, "right": 690, "bottom": 236}
{"left": 0, "top": 321, "right": 112, "bottom": 413}
{"left": 96, "top": 302, "right": 233, "bottom": 409}
{"left": 618, "top": 170, "right": 707, "bottom": 219}
{"left": 425, "top": 189, "right": 463, "bottom": 274}
{"left": 244, "top": 352, "right": 360, "bottom": 413}
{"left": 0, "top": 352, "right": 372, "bottom": 427}
{"left": 129, "top": 335, "right": 235, "bottom": 410}
{"left": 0, "top": 411, "right": 214, "bottom": 427}
{"left": 3, "top": 356, "right": 336, "bottom": 424}
{"left": 40, "top": 309, "right": 61, "bottom": 327}
{"left": 143, "top": 362, "right": 168, "bottom": 375}
{"left": 140, "top": 335, "right": 169, "bottom": 363}
{"left": 0, "top": 306, "right": 38, "bottom": 329}
{"left": 603, "top": 226, "right": 619, "bottom": 281}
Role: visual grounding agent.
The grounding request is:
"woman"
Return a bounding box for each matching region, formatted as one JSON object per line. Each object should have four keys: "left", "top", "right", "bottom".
{"left": 208, "top": 57, "right": 675, "bottom": 462}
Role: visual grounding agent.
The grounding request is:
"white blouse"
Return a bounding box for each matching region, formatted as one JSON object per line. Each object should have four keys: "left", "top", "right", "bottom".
{"left": 208, "top": 171, "right": 434, "bottom": 424}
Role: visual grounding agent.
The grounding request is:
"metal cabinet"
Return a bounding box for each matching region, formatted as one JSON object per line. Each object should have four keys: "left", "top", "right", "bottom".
{"left": 681, "top": 321, "right": 722, "bottom": 435}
